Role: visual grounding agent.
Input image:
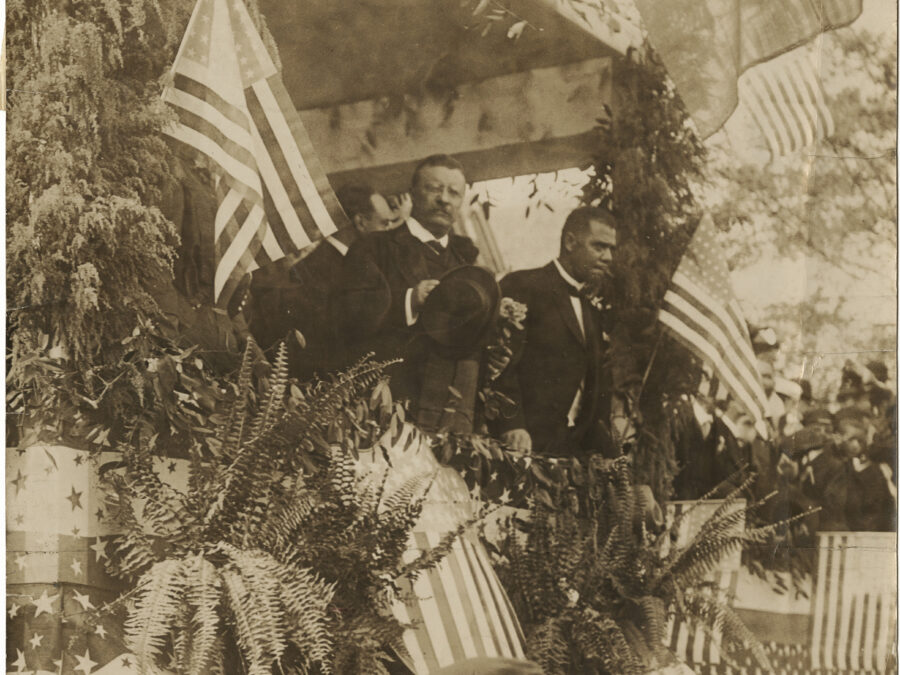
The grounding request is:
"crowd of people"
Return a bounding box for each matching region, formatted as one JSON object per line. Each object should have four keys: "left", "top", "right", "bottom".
{"left": 236, "top": 152, "right": 896, "bottom": 535}
{"left": 675, "top": 342, "right": 897, "bottom": 533}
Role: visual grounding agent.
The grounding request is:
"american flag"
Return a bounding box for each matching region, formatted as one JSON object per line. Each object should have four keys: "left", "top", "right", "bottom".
{"left": 659, "top": 214, "right": 769, "bottom": 436}
{"left": 737, "top": 46, "right": 835, "bottom": 159}
{"left": 162, "top": 0, "right": 349, "bottom": 309}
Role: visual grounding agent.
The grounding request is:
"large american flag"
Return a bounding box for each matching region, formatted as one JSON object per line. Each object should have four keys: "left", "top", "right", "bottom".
{"left": 659, "top": 214, "right": 769, "bottom": 436}
{"left": 162, "top": 0, "right": 349, "bottom": 309}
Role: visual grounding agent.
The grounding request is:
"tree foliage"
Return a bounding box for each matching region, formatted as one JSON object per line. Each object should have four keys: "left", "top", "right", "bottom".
{"left": 705, "top": 27, "right": 897, "bottom": 389}
{"left": 5, "top": 0, "right": 281, "bottom": 449}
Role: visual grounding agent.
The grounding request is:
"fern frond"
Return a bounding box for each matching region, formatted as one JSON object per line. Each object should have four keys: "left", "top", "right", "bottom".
{"left": 221, "top": 566, "right": 270, "bottom": 675}
{"left": 183, "top": 554, "right": 222, "bottom": 673}
{"left": 125, "top": 558, "right": 185, "bottom": 672}
{"left": 248, "top": 341, "right": 289, "bottom": 443}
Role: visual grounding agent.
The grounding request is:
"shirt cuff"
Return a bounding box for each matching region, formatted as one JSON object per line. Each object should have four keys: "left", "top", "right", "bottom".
{"left": 405, "top": 288, "right": 418, "bottom": 326}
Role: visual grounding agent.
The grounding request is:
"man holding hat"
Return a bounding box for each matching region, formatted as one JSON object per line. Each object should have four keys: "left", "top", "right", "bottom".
{"left": 337, "top": 155, "right": 493, "bottom": 426}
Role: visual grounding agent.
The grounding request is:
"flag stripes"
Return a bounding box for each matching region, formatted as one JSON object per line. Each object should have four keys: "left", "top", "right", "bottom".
{"left": 393, "top": 534, "right": 526, "bottom": 674}
{"left": 659, "top": 215, "right": 769, "bottom": 435}
{"left": 739, "top": 48, "right": 835, "bottom": 158}
{"left": 162, "top": 0, "right": 348, "bottom": 309}
{"left": 810, "top": 532, "right": 897, "bottom": 672}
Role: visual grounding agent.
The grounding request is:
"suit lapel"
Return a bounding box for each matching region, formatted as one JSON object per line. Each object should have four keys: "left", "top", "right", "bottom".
{"left": 544, "top": 263, "right": 585, "bottom": 347}
{"left": 390, "top": 223, "right": 430, "bottom": 287}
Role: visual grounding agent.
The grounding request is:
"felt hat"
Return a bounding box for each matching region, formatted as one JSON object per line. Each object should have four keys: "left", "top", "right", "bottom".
{"left": 802, "top": 407, "right": 833, "bottom": 428}
{"left": 420, "top": 265, "right": 500, "bottom": 358}
{"left": 782, "top": 428, "right": 830, "bottom": 458}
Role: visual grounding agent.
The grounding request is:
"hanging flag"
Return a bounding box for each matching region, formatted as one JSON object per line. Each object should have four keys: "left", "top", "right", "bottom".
{"left": 631, "top": 0, "right": 862, "bottom": 138}
{"left": 737, "top": 47, "right": 835, "bottom": 158}
{"left": 162, "top": 0, "right": 349, "bottom": 309}
{"left": 658, "top": 214, "right": 769, "bottom": 436}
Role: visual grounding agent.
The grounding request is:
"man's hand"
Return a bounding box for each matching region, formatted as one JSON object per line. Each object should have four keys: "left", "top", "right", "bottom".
{"left": 433, "top": 657, "right": 543, "bottom": 675}
{"left": 777, "top": 454, "right": 799, "bottom": 480}
{"left": 501, "top": 429, "right": 532, "bottom": 453}
{"left": 411, "top": 279, "right": 440, "bottom": 312}
{"left": 389, "top": 192, "right": 413, "bottom": 226}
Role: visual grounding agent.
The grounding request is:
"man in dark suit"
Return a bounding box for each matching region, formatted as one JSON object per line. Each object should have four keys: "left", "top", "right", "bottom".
{"left": 338, "top": 154, "right": 479, "bottom": 409}
{"left": 491, "top": 207, "right": 617, "bottom": 457}
{"left": 246, "top": 184, "right": 396, "bottom": 379}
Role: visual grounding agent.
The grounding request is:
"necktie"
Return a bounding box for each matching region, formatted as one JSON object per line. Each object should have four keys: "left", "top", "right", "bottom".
{"left": 425, "top": 240, "right": 444, "bottom": 256}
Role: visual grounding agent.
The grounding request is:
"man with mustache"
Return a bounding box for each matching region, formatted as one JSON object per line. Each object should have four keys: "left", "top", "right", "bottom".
{"left": 491, "top": 206, "right": 618, "bottom": 457}
{"left": 338, "top": 154, "right": 479, "bottom": 409}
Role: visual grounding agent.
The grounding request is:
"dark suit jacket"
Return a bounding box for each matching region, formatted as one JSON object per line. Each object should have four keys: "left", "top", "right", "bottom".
{"left": 492, "top": 262, "right": 613, "bottom": 456}
{"left": 337, "top": 222, "right": 478, "bottom": 404}
{"left": 246, "top": 240, "right": 346, "bottom": 379}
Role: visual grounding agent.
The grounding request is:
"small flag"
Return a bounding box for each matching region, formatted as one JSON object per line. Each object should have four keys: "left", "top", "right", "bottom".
{"left": 738, "top": 47, "right": 834, "bottom": 158}
{"left": 162, "top": 0, "right": 349, "bottom": 309}
{"left": 658, "top": 214, "right": 769, "bottom": 437}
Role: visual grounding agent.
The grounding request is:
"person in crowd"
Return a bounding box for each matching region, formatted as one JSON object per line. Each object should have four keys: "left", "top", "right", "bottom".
{"left": 777, "top": 427, "right": 849, "bottom": 532}
{"left": 245, "top": 183, "right": 397, "bottom": 378}
{"left": 835, "top": 407, "right": 896, "bottom": 531}
{"left": 802, "top": 407, "right": 834, "bottom": 437}
{"left": 674, "top": 367, "right": 719, "bottom": 499}
{"left": 710, "top": 398, "right": 776, "bottom": 499}
{"left": 337, "top": 154, "right": 480, "bottom": 411}
{"left": 490, "top": 206, "right": 619, "bottom": 457}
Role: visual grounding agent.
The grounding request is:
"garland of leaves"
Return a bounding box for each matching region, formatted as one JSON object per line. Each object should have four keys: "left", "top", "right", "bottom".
{"left": 581, "top": 46, "right": 710, "bottom": 500}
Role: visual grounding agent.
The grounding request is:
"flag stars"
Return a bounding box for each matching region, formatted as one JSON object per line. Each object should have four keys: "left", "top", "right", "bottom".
{"left": 74, "top": 648, "right": 97, "bottom": 675}
{"left": 121, "top": 656, "right": 133, "bottom": 669}
{"left": 72, "top": 589, "right": 95, "bottom": 611}
{"left": 11, "top": 649, "right": 27, "bottom": 672}
{"left": 14, "top": 513, "right": 25, "bottom": 526}
{"left": 95, "top": 507, "right": 105, "bottom": 521}
{"left": 14, "top": 553, "right": 28, "bottom": 572}
{"left": 67, "top": 486, "right": 84, "bottom": 510}
{"left": 70, "top": 558, "right": 84, "bottom": 577}
{"left": 90, "top": 537, "right": 108, "bottom": 562}
{"left": 28, "top": 632, "right": 43, "bottom": 649}
{"left": 11, "top": 469, "right": 27, "bottom": 495}
{"left": 8, "top": 602, "right": 20, "bottom": 619}
{"left": 74, "top": 453, "right": 86, "bottom": 466}
{"left": 32, "top": 590, "right": 59, "bottom": 617}
{"left": 94, "top": 623, "right": 108, "bottom": 639}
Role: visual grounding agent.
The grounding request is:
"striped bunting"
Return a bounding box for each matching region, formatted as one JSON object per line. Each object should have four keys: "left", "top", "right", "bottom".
{"left": 162, "top": 0, "right": 348, "bottom": 308}
{"left": 810, "top": 532, "right": 897, "bottom": 672}
{"left": 393, "top": 533, "right": 526, "bottom": 674}
{"left": 660, "top": 214, "right": 769, "bottom": 437}
{"left": 738, "top": 46, "right": 835, "bottom": 158}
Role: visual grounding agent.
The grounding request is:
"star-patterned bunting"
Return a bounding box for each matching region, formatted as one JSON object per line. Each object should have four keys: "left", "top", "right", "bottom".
{"left": 67, "top": 486, "right": 84, "bottom": 510}
{"left": 73, "top": 589, "right": 95, "bottom": 611}
{"left": 74, "top": 648, "right": 97, "bottom": 674}
{"left": 29, "top": 632, "right": 44, "bottom": 649}
{"left": 32, "top": 589, "right": 59, "bottom": 617}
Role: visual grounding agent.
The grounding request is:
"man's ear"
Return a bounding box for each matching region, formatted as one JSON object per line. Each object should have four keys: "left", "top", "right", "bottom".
{"left": 352, "top": 214, "right": 365, "bottom": 231}
{"left": 562, "top": 231, "right": 576, "bottom": 254}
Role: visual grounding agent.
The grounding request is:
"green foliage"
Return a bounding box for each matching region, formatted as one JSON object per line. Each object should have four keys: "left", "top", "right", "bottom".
{"left": 105, "top": 344, "right": 450, "bottom": 674}
{"left": 581, "top": 47, "right": 709, "bottom": 499}
{"left": 6, "top": 0, "right": 282, "bottom": 450}
{"left": 495, "top": 458, "right": 788, "bottom": 674}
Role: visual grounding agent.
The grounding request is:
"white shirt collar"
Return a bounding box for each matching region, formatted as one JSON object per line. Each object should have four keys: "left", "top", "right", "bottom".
{"left": 553, "top": 259, "right": 583, "bottom": 291}
{"left": 406, "top": 217, "right": 449, "bottom": 248}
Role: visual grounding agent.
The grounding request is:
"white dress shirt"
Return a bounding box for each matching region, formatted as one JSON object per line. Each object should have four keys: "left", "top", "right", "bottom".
{"left": 404, "top": 218, "right": 449, "bottom": 326}
{"left": 552, "top": 259, "right": 587, "bottom": 427}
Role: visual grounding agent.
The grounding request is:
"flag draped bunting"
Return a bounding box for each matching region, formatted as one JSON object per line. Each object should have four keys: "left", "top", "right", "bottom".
{"left": 162, "top": 0, "right": 349, "bottom": 309}
{"left": 659, "top": 214, "right": 769, "bottom": 435}
{"left": 632, "top": 0, "right": 862, "bottom": 139}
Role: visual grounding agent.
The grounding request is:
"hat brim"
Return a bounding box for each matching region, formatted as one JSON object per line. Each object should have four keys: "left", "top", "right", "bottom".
{"left": 420, "top": 265, "right": 500, "bottom": 357}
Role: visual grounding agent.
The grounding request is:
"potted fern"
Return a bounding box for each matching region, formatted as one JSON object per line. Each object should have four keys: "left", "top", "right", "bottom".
{"left": 103, "top": 341, "right": 458, "bottom": 674}
{"left": 493, "top": 457, "right": 809, "bottom": 675}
